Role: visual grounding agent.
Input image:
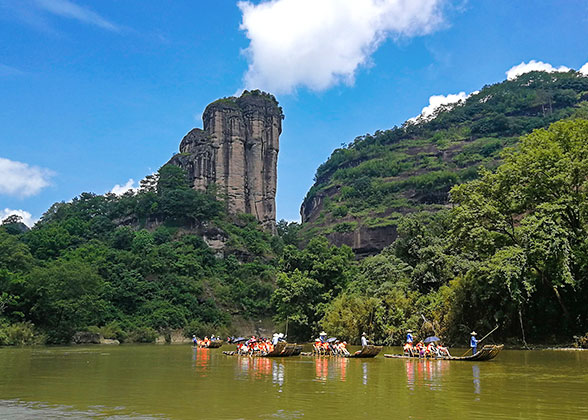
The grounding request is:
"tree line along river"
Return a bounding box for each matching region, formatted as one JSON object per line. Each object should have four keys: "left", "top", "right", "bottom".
{"left": 0, "top": 344, "right": 587, "bottom": 419}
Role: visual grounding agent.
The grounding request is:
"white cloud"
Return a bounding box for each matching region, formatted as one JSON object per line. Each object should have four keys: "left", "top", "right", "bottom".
{"left": 579, "top": 62, "right": 588, "bottom": 76}
{"left": 0, "top": 208, "right": 38, "bottom": 227}
{"left": 409, "top": 91, "right": 467, "bottom": 123}
{"left": 110, "top": 178, "right": 138, "bottom": 195}
{"left": 0, "top": 157, "right": 54, "bottom": 198}
{"left": 238, "top": 0, "right": 447, "bottom": 93}
{"left": 32, "top": 0, "right": 120, "bottom": 32}
{"left": 420, "top": 91, "right": 467, "bottom": 118}
{"left": 506, "top": 60, "right": 570, "bottom": 81}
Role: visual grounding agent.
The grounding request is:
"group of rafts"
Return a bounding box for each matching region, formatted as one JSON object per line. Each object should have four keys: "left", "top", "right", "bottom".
{"left": 216, "top": 330, "right": 503, "bottom": 361}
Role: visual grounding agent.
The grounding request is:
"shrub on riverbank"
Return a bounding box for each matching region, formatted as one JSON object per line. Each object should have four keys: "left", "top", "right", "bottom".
{"left": 574, "top": 333, "right": 588, "bottom": 349}
{"left": 126, "top": 327, "right": 159, "bottom": 343}
{"left": 0, "top": 321, "right": 42, "bottom": 346}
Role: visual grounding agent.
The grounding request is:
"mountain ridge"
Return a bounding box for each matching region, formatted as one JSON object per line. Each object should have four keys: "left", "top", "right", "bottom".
{"left": 300, "top": 70, "right": 588, "bottom": 256}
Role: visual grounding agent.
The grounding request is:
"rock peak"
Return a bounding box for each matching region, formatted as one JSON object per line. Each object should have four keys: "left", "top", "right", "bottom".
{"left": 168, "top": 91, "right": 282, "bottom": 232}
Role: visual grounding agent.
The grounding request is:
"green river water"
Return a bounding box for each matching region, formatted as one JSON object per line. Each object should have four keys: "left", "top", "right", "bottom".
{"left": 0, "top": 344, "right": 587, "bottom": 419}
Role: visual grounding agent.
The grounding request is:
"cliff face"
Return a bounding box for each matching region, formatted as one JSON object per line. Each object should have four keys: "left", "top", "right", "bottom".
{"left": 168, "top": 91, "right": 282, "bottom": 231}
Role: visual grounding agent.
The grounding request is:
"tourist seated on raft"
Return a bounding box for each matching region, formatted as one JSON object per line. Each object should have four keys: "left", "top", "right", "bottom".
{"left": 314, "top": 338, "right": 329, "bottom": 354}
{"left": 331, "top": 340, "right": 349, "bottom": 356}
{"left": 425, "top": 342, "right": 437, "bottom": 357}
{"left": 403, "top": 342, "right": 413, "bottom": 355}
{"left": 437, "top": 343, "right": 451, "bottom": 357}
{"left": 198, "top": 336, "right": 211, "bottom": 347}
{"left": 415, "top": 341, "right": 426, "bottom": 357}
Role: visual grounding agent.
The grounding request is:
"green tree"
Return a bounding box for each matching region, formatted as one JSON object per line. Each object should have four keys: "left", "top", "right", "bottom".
{"left": 449, "top": 119, "right": 588, "bottom": 339}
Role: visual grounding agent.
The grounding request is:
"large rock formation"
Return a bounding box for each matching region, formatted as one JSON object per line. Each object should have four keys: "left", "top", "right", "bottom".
{"left": 168, "top": 91, "right": 283, "bottom": 231}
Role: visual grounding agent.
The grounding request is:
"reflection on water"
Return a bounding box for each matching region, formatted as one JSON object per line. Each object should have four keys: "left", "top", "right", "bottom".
{"left": 192, "top": 348, "right": 210, "bottom": 375}
{"left": 314, "top": 357, "right": 349, "bottom": 383}
{"left": 234, "top": 356, "right": 286, "bottom": 387}
{"left": 405, "top": 359, "right": 450, "bottom": 391}
{"left": 235, "top": 356, "right": 274, "bottom": 380}
{"left": 362, "top": 362, "right": 368, "bottom": 385}
{"left": 472, "top": 364, "right": 481, "bottom": 396}
{"left": 272, "top": 361, "right": 285, "bottom": 387}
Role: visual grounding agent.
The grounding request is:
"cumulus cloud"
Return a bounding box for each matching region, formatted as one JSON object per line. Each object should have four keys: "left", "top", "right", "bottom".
{"left": 420, "top": 91, "right": 466, "bottom": 118}
{"left": 580, "top": 62, "right": 588, "bottom": 76}
{"left": 238, "top": 0, "right": 447, "bottom": 93}
{"left": 506, "top": 60, "right": 570, "bottom": 81}
{"left": 408, "top": 91, "right": 468, "bottom": 123}
{"left": 110, "top": 178, "right": 138, "bottom": 195}
{"left": 32, "top": 0, "right": 121, "bottom": 32}
{"left": 0, "top": 208, "right": 38, "bottom": 227}
{"left": 0, "top": 157, "right": 54, "bottom": 198}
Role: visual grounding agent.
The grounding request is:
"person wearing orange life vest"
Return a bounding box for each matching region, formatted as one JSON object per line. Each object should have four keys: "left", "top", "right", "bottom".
{"left": 437, "top": 342, "right": 451, "bottom": 357}
{"left": 415, "top": 341, "right": 425, "bottom": 357}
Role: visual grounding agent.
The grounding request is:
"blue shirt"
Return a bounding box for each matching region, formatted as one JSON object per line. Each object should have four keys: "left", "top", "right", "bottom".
{"left": 470, "top": 336, "right": 478, "bottom": 347}
{"left": 406, "top": 333, "right": 413, "bottom": 343}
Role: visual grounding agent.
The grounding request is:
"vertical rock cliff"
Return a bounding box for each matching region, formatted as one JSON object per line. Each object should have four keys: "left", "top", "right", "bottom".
{"left": 168, "top": 91, "right": 283, "bottom": 232}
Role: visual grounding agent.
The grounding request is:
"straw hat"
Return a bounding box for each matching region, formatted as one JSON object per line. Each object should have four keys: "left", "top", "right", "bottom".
{"left": 407, "top": 329, "right": 413, "bottom": 333}
{"left": 470, "top": 331, "right": 477, "bottom": 336}
{"left": 362, "top": 332, "right": 367, "bottom": 336}
{"left": 320, "top": 331, "right": 327, "bottom": 336}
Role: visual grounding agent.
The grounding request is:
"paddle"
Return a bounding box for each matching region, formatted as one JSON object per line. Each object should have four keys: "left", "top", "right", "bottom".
{"left": 460, "top": 325, "right": 499, "bottom": 357}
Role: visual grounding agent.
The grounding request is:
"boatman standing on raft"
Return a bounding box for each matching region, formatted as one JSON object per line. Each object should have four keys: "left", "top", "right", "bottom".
{"left": 361, "top": 332, "right": 369, "bottom": 347}
{"left": 470, "top": 331, "right": 478, "bottom": 354}
{"left": 406, "top": 329, "right": 413, "bottom": 345}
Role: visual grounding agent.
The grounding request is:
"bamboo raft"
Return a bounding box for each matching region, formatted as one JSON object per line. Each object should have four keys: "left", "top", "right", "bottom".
{"left": 223, "top": 342, "right": 297, "bottom": 357}
{"left": 197, "top": 340, "right": 223, "bottom": 348}
{"left": 301, "top": 345, "right": 383, "bottom": 358}
{"left": 347, "top": 345, "right": 382, "bottom": 358}
{"left": 384, "top": 344, "right": 504, "bottom": 362}
{"left": 279, "top": 344, "right": 303, "bottom": 356}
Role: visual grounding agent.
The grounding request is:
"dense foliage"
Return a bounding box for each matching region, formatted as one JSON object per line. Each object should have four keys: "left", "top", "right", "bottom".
{"left": 0, "top": 165, "right": 284, "bottom": 344}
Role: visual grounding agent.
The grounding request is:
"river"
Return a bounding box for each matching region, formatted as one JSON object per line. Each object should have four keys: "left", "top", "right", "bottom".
{"left": 0, "top": 345, "right": 586, "bottom": 419}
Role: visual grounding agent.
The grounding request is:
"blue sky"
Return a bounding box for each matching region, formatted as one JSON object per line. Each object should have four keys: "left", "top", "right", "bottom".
{"left": 1, "top": 0, "right": 587, "bottom": 225}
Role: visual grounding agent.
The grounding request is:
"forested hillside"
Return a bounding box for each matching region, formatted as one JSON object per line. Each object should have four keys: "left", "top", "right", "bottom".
{"left": 301, "top": 71, "right": 588, "bottom": 255}
{"left": 0, "top": 165, "right": 288, "bottom": 344}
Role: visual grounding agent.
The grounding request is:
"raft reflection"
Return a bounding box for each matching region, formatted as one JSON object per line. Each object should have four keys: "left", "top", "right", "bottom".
{"left": 193, "top": 348, "right": 210, "bottom": 376}
{"left": 314, "top": 357, "right": 349, "bottom": 382}
{"left": 235, "top": 356, "right": 278, "bottom": 381}
{"left": 404, "top": 359, "right": 450, "bottom": 391}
